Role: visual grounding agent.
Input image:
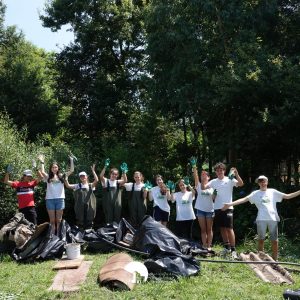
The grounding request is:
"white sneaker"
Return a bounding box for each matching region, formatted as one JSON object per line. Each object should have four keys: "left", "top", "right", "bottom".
{"left": 231, "top": 250, "right": 238, "bottom": 260}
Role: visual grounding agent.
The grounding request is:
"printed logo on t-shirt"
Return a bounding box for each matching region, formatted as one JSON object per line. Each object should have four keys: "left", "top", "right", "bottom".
{"left": 181, "top": 199, "right": 189, "bottom": 205}
{"left": 261, "top": 195, "right": 270, "bottom": 203}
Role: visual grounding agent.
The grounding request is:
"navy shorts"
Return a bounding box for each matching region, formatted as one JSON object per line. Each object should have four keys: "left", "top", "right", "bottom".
{"left": 153, "top": 206, "right": 169, "bottom": 222}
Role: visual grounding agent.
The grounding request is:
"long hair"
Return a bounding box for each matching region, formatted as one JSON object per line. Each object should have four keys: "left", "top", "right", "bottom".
{"left": 48, "top": 162, "right": 64, "bottom": 183}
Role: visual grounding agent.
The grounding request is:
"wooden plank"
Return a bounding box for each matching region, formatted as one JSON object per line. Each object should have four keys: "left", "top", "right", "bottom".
{"left": 52, "top": 255, "right": 85, "bottom": 270}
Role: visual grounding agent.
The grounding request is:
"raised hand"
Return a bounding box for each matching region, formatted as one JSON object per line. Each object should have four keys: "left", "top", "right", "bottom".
{"left": 6, "top": 164, "right": 13, "bottom": 174}
{"left": 167, "top": 180, "right": 175, "bottom": 192}
{"left": 120, "top": 162, "right": 128, "bottom": 174}
{"left": 144, "top": 180, "right": 153, "bottom": 191}
{"left": 69, "top": 152, "right": 78, "bottom": 161}
{"left": 228, "top": 168, "right": 235, "bottom": 180}
{"left": 190, "top": 156, "right": 197, "bottom": 168}
{"left": 184, "top": 176, "right": 190, "bottom": 185}
{"left": 104, "top": 158, "right": 110, "bottom": 168}
{"left": 37, "top": 154, "right": 45, "bottom": 163}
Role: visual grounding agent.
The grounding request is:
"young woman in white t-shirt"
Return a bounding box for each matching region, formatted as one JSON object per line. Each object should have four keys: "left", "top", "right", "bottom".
{"left": 149, "top": 175, "right": 171, "bottom": 227}
{"left": 171, "top": 179, "right": 195, "bottom": 239}
{"left": 40, "top": 157, "right": 67, "bottom": 234}
{"left": 193, "top": 168, "right": 215, "bottom": 249}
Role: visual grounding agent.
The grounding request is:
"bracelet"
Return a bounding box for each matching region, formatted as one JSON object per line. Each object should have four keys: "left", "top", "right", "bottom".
{"left": 41, "top": 162, "right": 44, "bottom": 164}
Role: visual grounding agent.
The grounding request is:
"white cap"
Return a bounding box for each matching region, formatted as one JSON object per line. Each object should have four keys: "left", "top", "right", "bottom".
{"left": 78, "top": 171, "right": 87, "bottom": 177}
{"left": 23, "top": 169, "right": 33, "bottom": 177}
{"left": 255, "top": 175, "right": 268, "bottom": 183}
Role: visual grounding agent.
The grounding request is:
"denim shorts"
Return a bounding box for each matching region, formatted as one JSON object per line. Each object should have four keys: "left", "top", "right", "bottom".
{"left": 46, "top": 198, "right": 65, "bottom": 210}
{"left": 196, "top": 209, "right": 215, "bottom": 218}
{"left": 256, "top": 220, "right": 278, "bottom": 241}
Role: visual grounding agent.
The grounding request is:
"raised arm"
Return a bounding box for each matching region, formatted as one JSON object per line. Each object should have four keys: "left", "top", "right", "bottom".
{"left": 192, "top": 167, "right": 199, "bottom": 188}
{"left": 38, "top": 154, "right": 47, "bottom": 178}
{"left": 91, "top": 164, "right": 99, "bottom": 188}
{"left": 233, "top": 168, "right": 244, "bottom": 187}
{"left": 64, "top": 175, "right": 74, "bottom": 190}
{"left": 4, "top": 172, "right": 13, "bottom": 186}
{"left": 282, "top": 190, "right": 300, "bottom": 200}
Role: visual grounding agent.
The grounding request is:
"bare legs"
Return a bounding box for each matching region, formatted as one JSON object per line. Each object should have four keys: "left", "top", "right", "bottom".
{"left": 258, "top": 239, "right": 278, "bottom": 260}
{"left": 220, "top": 227, "right": 235, "bottom": 249}
{"left": 47, "top": 209, "right": 63, "bottom": 234}
{"left": 198, "top": 217, "right": 214, "bottom": 249}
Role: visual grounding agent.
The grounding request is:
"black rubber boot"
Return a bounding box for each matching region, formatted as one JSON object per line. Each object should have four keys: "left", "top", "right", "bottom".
{"left": 283, "top": 289, "right": 300, "bottom": 300}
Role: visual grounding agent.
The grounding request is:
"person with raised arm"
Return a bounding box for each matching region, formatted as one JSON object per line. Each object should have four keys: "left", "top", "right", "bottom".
{"left": 171, "top": 178, "right": 195, "bottom": 239}
{"left": 4, "top": 165, "right": 42, "bottom": 225}
{"left": 64, "top": 164, "right": 98, "bottom": 229}
{"left": 222, "top": 175, "right": 300, "bottom": 260}
{"left": 193, "top": 164, "right": 215, "bottom": 250}
{"left": 148, "top": 174, "right": 172, "bottom": 227}
{"left": 201, "top": 162, "right": 243, "bottom": 259}
{"left": 99, "top": 159, "right": 127, "bottom": 225}
{"left": 38, "top": 154, "right": 73, "bottom": 234}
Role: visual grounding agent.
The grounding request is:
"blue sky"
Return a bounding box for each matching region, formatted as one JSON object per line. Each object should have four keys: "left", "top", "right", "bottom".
{"left": 3, "top": 0, "right": 74, "bottom": 52}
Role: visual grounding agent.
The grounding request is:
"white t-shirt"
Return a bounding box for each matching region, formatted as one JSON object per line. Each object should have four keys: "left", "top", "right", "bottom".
{"left": 172, "top": 191, "right": 195, "bottom": 221}
{"left": 124, "top": 182, "right": 144, "bottom": 191}
{"left": 69, "top": 183, "right": 96, "bottom": 191}
{"left": 207, "top": 177, "right": 238, "bottom": 209}
{"left": 248, "top": 188, "right": 284, "bottom": 221}
{"left": 102, "top": 178, "right": 122, "bottom": 188}
{"left": 149, "top": 186, "right": 170, "bottom": 213}
{"left": 194, "top": 184, "right": 214, "bottom": 212}
{"left": 43, "top": 175, "right": 65, "bottom": 199}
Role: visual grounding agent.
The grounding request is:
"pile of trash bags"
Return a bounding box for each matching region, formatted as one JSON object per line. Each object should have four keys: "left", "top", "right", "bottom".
{"left": 0, "top": 213, "right": 201, "bottom": 278}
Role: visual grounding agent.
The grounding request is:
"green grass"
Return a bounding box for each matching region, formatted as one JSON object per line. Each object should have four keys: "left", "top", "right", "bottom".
{"left": 1, "top": 236, "right": 300, "bottom": 300}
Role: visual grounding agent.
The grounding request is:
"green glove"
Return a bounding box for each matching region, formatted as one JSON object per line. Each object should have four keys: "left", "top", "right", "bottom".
{"left": 228, "top": 169, "right": 235, "bottom": 180}
{"left": 104, "top": 158, "right": 110, "bottom": 168}
{"left": 190, "top": 156, "right": 197, "bottom": 168}
{"left": 167, "top": 180, "right": 175, "bottom": 192}
{"left": 120, "top": 162, "right": 128, "bottom": 174}
{"left": 144, "top": 180, "right": 153, "bottom": 191}
{"left": 6, "top": 164, "right": 13, "bottom": 174}
{"left": 184, "top": 176, "right": 190, "bottom": 185}
{"left": 213, "top": 189, "right": 218, "bottom": 196}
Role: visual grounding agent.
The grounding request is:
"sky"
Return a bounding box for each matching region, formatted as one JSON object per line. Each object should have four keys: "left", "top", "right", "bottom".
{"left": 3, "top": 0, "right": 74, "bottom": 52}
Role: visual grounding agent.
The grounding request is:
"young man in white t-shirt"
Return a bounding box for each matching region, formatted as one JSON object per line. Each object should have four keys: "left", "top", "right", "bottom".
{"left": 202, "top": 162, "right": 244, "bottom": 258}
{"left": 222, "top": 175, "right": 300, "bottom": 260}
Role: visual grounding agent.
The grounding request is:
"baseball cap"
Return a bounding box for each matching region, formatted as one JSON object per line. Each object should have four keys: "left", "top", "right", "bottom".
{"left": 23, "top": 169, "right": 33, "bottom": 177}
{"left": 255, "top": 175, "right": 268, "bottom": 183}
{"left": 79, "top": 171, "right": 87, "bottom": 177}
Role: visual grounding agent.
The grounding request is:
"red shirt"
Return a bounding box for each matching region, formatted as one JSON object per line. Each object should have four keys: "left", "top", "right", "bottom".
{"left": 11, "top": 180, "right": 38, "bottom": 209}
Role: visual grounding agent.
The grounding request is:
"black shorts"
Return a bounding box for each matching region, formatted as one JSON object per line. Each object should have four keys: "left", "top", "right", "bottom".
{"left": 214, "top": 209, "right": 233, "bottom": 229}
{"left": 153, "top": 206, "right": 169, "bottom": 222}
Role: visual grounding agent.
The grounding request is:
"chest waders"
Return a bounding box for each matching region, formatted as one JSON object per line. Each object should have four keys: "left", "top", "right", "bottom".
{"left": 128, "top": 183, "right": 146, "bottom": 227}
{"left": 103, "top": 181, "right": 122, "bottom": 224}
{"left": 73, "top": 183, "right": 96, "bottom": 229}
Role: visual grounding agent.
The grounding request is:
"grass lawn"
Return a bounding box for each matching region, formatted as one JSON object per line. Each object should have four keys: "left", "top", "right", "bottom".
{"left": 0, "top": 237, "right": 300, "bottom": 300}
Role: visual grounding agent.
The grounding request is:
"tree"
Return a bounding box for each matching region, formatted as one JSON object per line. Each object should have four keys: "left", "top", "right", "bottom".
{"left": 41, "top": 0, "right": 150, "bottom": 150}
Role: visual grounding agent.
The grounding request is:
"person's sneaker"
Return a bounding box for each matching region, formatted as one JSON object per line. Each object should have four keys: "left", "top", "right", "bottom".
{"left": 220, "top": 248, "right": 231, "bottom": 257}
{"left": 231, "top": 250, "right": 238, "bottom": 260}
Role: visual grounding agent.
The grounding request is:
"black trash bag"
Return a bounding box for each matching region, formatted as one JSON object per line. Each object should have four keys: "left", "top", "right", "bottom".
{"left": 58, "top": 220, "right": 85, "bottom": 244}
{"left": 84, "top": 227, "right": 115, "bottom": 253}
{"left": 12, "top": 223, "right": 64, "bottom": 262}
{"left": 132, "top": 215, "right": 190, "bottom": 256}
{"left": 115, "top": 218, "right": 136, "bottom": 245}
{"left": 145, "top": 254, "right": 200, "bottom": 278}
{"left": 132, "top": 216, "right": 200, "bottom": 277}
{"left": 283, "top": 288, "right": 300, "bottom": 300}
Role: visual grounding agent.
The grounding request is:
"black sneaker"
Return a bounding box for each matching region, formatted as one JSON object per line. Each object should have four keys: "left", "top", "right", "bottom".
{"left": 283, "top": 289, "right": 300, "bottom": 300}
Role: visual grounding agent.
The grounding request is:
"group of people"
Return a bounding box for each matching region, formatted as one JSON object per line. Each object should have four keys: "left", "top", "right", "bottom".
{"left": 4, "top": 157, "right": 300, "bottom": 260}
